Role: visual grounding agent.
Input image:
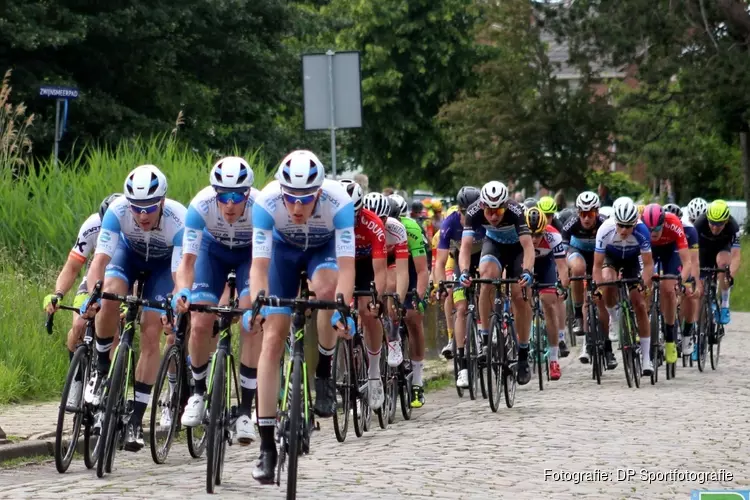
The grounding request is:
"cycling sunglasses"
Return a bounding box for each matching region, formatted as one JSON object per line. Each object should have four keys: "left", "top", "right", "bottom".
{"left": 481, "top": 203, "right": 506, "bottom": 216}
{"left": 282, "top": 189, "right": 318, "bottom": 205}
{"left": 578, "top": 210, "right": 598, "bottom": 218}
{"left": 616, "top": 222, "right": 635, "bottom": 229}
{"left": 649, "top": 224, "right": 664, "bottom": 233}
{"left": 708, "top": 220, "right": 726, "bottom": 227}
{"left": 216, "top": 190, "right": 248, "bottom": 205}
{"left": 130, "top": 202, "right": 161, "bottom": 215}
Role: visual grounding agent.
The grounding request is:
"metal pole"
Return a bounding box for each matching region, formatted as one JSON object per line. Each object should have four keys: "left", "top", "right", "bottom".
{"left": 327, "top": 49, "right": 336, "bottom": 179}
{"left": 54, "top": 99, "right": 61, "bottom": 166}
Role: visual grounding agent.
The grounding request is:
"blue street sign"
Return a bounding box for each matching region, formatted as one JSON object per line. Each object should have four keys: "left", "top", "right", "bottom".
{"left": 39, "top": 86, "right": 79, "bottom": 99}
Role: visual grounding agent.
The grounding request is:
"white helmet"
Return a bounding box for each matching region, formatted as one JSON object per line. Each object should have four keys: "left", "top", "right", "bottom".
{"left": 210, "top": 156, "right": 253, "bottom": 190}
{"left": 613, "top": 196, "right": 634, "bottom": 208}
{"left": 599, "top": 206, "right": 614, "bottom": 219}
{"left": 124, "top": 165, "right": 168, "bottom": 202}
{"left": 576, "top": 191, "right": 600, "bottom": 211}
{"left": 613, "top": 198, "right": 639, "bottom": 225}
{"left": 479, "top": 181, "right": 509, "bottom": 208}
{"left": 276, "top": 150, "right": 325, "bottom": 191}
{"left": 339, "top": 179, "right": 364, "bottom": 211}
{"left": 363, "top": 192, "right": 390, "bottom": 218}
{"left": 687, "top": 197, "right": 708, "bottom": 221}
{"left": 389, "top": 193, "right": 408, "bottom": 216}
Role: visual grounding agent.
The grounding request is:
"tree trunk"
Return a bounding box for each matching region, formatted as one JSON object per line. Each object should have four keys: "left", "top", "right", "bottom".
{"left": 741, "top": 128, "right": 750, "bottom": 233}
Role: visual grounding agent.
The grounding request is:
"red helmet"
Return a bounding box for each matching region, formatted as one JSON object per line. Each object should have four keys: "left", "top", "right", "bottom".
{"left": 642, "top": 203, "right": 665, "bottom": 230}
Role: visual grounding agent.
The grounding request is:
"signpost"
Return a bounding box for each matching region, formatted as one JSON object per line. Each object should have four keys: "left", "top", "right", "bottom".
{"left": 302, "top": 51, "right": 362, "bottom": 178}
{"left": 39, "top": 86, "right": 79, "bottom": 165}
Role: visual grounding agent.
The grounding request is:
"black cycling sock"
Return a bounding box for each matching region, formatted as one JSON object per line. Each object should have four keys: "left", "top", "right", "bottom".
{"left": 95, "top": 335, "right": 113, "bottom": 375}
{"left": 574, "top": 305, "right": 583, "bottom": 318}
{"left": 239, "top": 364, "right": 257, "bottom": 416}
{"left": 605, "top": 338, "right": 613, "bottom": 354}
{"left": 132, "top": 381, "right": 152, "bottom": 427}
{"left": 665, "top": 323, "right": 675, "bottom": 342}
{"left": 316, "top": 344, "right": 334, "bottom": 379}
{"left": 519, "top": 344, "right": 529, "bottom": 362}
{"left": 258, "top": 417, "right": 276, "bottom": 452}
{"left": 191, "top": 362, "right": 209, "bottom": 395}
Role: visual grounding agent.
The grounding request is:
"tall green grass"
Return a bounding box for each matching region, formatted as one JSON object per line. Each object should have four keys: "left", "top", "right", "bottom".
{"left": 0, "top": 137, "right": 271, "bottom": 272}
{"left": 0, "top": 138, "right": 272, "bottom": 403}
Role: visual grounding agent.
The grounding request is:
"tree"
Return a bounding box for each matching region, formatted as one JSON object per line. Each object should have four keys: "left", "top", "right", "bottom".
{"left": 307, "top": 0, "right": 483, "bottom": 189}
{"left": 439, "top": 0, "right": 616, "bottom": 192}
{"left": 0, "top": 0, "right": 298, "bottom": 160}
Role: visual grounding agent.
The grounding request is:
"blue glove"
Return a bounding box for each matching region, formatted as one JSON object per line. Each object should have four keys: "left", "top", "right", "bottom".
{"left": 331, "top": 310, "right": 356, "bottom": 337}
{"left": 242, "top": 310, "right": 253, "bottom": 331}
{"left": 171, "top": 287, "right": 192, "bottom": 311}
{"left": 458, "top": 270, "right": 471, "bottom": 287}
{"left": 520, "top": 269, "right": 533, "bottom": 285}
{"left": 79, "top": 296, "right": 101, "bottom": 316}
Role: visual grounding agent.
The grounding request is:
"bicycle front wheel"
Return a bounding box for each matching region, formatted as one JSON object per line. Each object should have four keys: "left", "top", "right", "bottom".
{"left": 55, "top": 345, "right": 88, "bottom": 473}
{"left": 487, "top": 314, "right": 503, "bottom": 412}
{"left": 466, "top": 310, "right": 478, "bottom": 400}
{"left": 97, "top": 345, "right": 129, "bottom": 478}
{"left": 503, "top": 318, "right": 518, "bottom": 408}
{"left": 697, "top": 300, "right": 710, "bottom": 372}
{"left": 286, "top": 353, "right": 304, "bottom": 500}
{"left": 206, "top": 352, "right": 227, "bottom": 494}
{"left": 150, "top": 344, "right": 182, "bottom": 464}
{"left": 332, "top": 337, "right": 351, "bottom": 442}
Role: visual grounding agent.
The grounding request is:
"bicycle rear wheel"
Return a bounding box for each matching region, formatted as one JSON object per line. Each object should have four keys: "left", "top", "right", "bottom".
{"left": 619, "top": 313, "right": 633, "bottom": 389}
{"left": 352, "top": 339, "right": 368, "bottom": 437}
{"left": 55, "top": 345, "right": 88, "bottom": 473}
{"left": 466, "top": 311, "right": 479, "bottom": 400}
{"left": 452, "top": 336, "right": 464, "bottom": 398}
{"left": 697, "top": 300, "right": 710, "bottom": 372}
{"left": 503, "top": 318, "right": 518, "bottom": 408}
{"left": 206, "top": 351, "right": 226, "bottom": 494}
{"left": 286, "top": 353, "right": 304, "bottom": 500}
{"left": 710, "top": 325, "right": 723, "bottom": 370}
{"left": 533, "top": 316, "right": 544, "bottom": 391}
{"left": 96, "top": 345, "right": 128, "bottom": 478}
{"left": 487, "top": 314, "right": 502, "bottom": 412}
{"left": 332, "top": 338, "right": 351, "bottom": 442}
{"left": 150, "top": 344, "right": 182, "bottom": 464}
{"left": 376, "top": 338, "right": 389, "bottom": 430}
{"left": 399, "top": 327, "right": 413, "bottom": 421}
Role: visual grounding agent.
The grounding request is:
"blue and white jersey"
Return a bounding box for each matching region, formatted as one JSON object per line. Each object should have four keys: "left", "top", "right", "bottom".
{"left": 182, "top": 186, "right": 260, "bottom": 254}
{"left": 252, "top": 179, "right": 355, "bottom": 259}
{"left": 96, "top": 196, "right": 186, "bottom": 271}
{"left": 595, "top": 218, "right": 651, "bottom": 259}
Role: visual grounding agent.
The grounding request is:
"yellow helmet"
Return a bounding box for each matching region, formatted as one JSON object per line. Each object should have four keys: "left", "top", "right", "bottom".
{"left": 525, "top": 207, "right": 547, "bottom": 234}
{"left": 637, "top": 204, "right": 646, "bottom": 216}
{"left": 432, "top": 200, "right": 443, "bottom": 212}
{"left": 707, "top": 199, "right": 730, "bottom": 223}
{"left": 537, "top": 196, "right": 557, "bottom": 215}
{"left": 422, "top": 198, "right": 433, "bottom": 209}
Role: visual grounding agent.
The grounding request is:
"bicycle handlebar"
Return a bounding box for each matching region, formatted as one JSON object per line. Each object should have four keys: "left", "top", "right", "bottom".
{"left": 45, "top": 281, "right": 103, "bottom": 335}
{"left": 250, "top": 290, "right": 349, "bottom": 327}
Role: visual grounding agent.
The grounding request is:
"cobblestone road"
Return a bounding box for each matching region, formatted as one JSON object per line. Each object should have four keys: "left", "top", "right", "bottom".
{"left": 1, "top": 314, "right": 749, "bottom": 499}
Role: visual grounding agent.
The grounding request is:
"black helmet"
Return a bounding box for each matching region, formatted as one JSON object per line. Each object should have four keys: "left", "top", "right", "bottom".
{"left": 388, "top": 197, "right": 401, "bottom": 218}
{"left": 456, "top": 186, "right": 480, "bottom": 209}
{"left": 410, "top": 200, "right": 423, "bottom": 214}
{"left": 523, "top": 197, "right": 538, "bottom": 209}
{"left": 99, "top": 193, "right": 123, "bottom": 220}
{"left": 525, "top": 207, "right": 547, "bottom": 234}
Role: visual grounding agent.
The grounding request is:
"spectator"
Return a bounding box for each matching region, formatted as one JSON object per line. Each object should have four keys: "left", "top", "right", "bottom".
{"left": 514, "top": 191, "right": 525, "bottom": 204}
{"left": 598, "top": 183, "right": 614, "bottom": 206}
{"left": 554, "top": 189, "right": 567, "bottom": 211}
{"left": 382, "top": 187, "right": 394, "bottom": 196}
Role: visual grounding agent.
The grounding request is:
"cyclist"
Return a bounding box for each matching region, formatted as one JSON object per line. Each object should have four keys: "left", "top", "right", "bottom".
{"left": 244, "top": 150, "right": 355, "bottom": 483}
{"left": 174, "top": 157, "right": 260, "bottom": 444}
{"left": 663, "top": 203, "right": 682, "bottom": 219}
{"left": 362, "top": 191, "right": 408, "bottom": 409}
{"left": 434, "top": 186, "right": 483, "bottom": 388}
{"left": 640, "top": 204, "right": 696, "bottom": 364}
{"left": 537, "top": 195, "right": 569, "bottom": 357}
{"left": 525, "top": 207, "right": 569, "bottom": 380}
{"left": 459, "top": 181, "right": 536, "bottom": 385}
{"left": 431, "top": 199, "right": 445, "bottom": 233}
{"left": 562, "top": 191, "right": 617, "bottom": 369}
{"left": 394, "top": 197, "right": 431, "bottom": 407}
{"left": 593, "top": 197, "right": 654, "bottom": 375}
{"left": 679, "top": 197, "right": 707, "bottom": 354}
{"left": 694, "top": 200, "right": 741, "bottom": 324}
{"left": 81, "top": 165, "right": 186, "bottom": 451}
{"left": 523, "top": 197, "right": 538, "bottom": 210}
{"left": 43, "top": 193, "right": 123, "bottom": 407}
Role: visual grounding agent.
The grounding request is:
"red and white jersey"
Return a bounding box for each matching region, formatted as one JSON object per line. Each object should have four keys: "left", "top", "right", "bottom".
{"left": 534, "top": 225, "right": 566, "bottom": 260}
{"left": 385, "top": 216, "right": 409, "bottom": 260}
{"left": 651, "top": 212, "right": 688, "bottom": 250}
{"left": 354, "top": 208, "right": 387, "bottom": 260}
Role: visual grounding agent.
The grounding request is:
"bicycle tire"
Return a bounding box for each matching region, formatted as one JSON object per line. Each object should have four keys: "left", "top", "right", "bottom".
{"left": 466, "top": 310, "right": 478, "bottom": 400}
{"left": 619, "top": 312, "right": 633, "bottom": 389}
{"left": 710, "top": 325, "right": 722, "bottom": 370}
{"left": 332, "top": 338, "right": 351, "bottom": 442}
{"left": 399, "top": 326, "right": 413, "bottom": 421}
{"left": 286, "top": 352, "right": 303, "bottom": 500}
{"left": 352, "top": 339, "right": 367, "bottom": 437}
{"left": 566, "top": 294, "right": 577, "bottom": 347}
{"left": 697, "top": 300, "right": 710, "bottom": 372}
{"left": 534, "top": 315, "right": 544, "bottom": 391}
{"left": 150, "top": 344, "right": 182, "bottom": 464}
{"left": 452, "top": 335, "right": 464, "bottom": 398}
{"left": 376, "top": 335, "right": 391, "bottom": 429}
{"left": 55, "top": 345, "right": 88, "bottom": 473}
{"left": 206, "top": 351, "right": 226, "bottom": 493}
{"left": 503, "top": 317, "right": 518, "bottom": 409}
{"left": 186, "top": 363, "right": 207, "bottom": 459}
{"left": 96, "top": 345, "right": 128, "bottom": 478}
{"left": 487, "top": 314, "right": 502, "bottom": 412}
{"left": 649, "top": 301, "right": 659, "bottom": 386}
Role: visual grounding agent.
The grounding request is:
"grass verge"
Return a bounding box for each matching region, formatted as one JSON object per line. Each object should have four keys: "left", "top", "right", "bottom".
{"left": 730, "top": 238, "right": 750, "bottom": 312}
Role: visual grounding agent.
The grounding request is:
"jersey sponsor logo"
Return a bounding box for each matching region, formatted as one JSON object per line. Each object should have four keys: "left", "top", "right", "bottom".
{"left": 553, "top": 243, "right": 565, "bottom": 254}
{"left": 74, "top": 238, "right": 87, "bottom": 254}
{"left": 255, "top": 231, "right": 267, "bottom": 244}
{"left": 360, "top": 216, "right": 386, "bottom": 242}
{"left": 198, "top": 200, "right": 211, "bottom": 214}
{"left": 340, "top": 229, "right": 353, "bottom": 245}
{"left": 100, "top": 232, "right": 112, "bottom": 243}
{"left": 186, "top": 229, "right": 199, "bottom": 242}
{"left": 82, "top": 226, "right": 100, "bottom": 238}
